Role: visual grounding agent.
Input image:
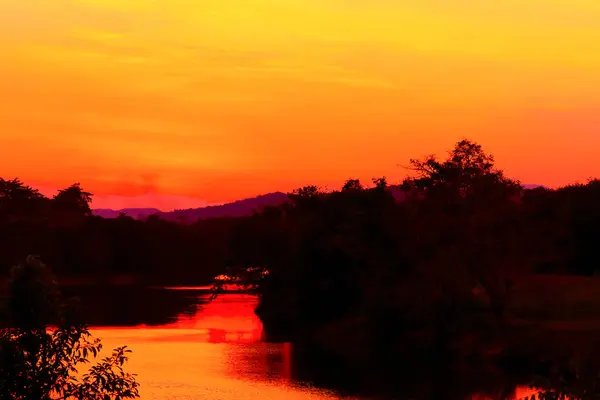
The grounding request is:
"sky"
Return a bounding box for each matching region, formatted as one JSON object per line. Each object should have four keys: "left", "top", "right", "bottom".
{"left": 1, "top": 0, "right": 600, "bottom": 210}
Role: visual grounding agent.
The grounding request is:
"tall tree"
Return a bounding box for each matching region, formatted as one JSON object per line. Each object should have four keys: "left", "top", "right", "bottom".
{"left": 401, "top": 139, "right": 521, "bottom": 200}
{"left": 401, "top": 139, "right": 524, "bottom": 320}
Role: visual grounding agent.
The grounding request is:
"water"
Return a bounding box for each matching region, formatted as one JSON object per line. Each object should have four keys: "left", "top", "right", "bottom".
{"left": 69, "top": 287, "right": 351, "bottom": 400}
{"left": 63, "top": 286, "right": 551, "bottom": 400}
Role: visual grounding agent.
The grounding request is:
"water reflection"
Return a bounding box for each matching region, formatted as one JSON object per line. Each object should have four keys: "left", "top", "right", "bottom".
{"left": 61, "top": 285, "right": 201, "bottom": 326}
{"left": 75, "top": 288, "right": 347, "bottom": 399}
{"left": 64, "top": 286, "right": 575, "bottom": 400}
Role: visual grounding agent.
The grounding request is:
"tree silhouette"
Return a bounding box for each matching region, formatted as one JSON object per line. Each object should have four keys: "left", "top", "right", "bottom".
{"left": 399, "top": 139, "right": 525, "bottom": 320}
{"left": 402, "top": 139, "right": 521, "bottom": 199}
{"left": 4, "top": 137, "right": 600, "bottom": 397}
{"left": 0, "top": 178, "right": 49, "bottom": 218}
{"left": 342, "top": 179, "right": 363, "bottom": 192}
{"left": 371, "top": 176, "right": 387, "bottom": 190}
{"left": 53, "top": 183, "right": 93, "bottom": 217}
{"left": 0, "top": 256, "right": 140, "bottom": 399}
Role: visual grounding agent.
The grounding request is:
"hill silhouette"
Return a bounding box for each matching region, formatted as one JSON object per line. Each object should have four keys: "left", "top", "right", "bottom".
{"left": 91, "top": 188, "right": 409, "bottom": 223}
{"left": 91, "top": 184, "right": 543, "bottom": 223}
{"left": 92, "top": 192, "right": 290, "bottom": 223}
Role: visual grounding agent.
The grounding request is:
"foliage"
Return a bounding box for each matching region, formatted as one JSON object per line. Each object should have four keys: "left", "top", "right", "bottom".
{"left": 214, "top": 141, "right": 527, "bottom": 349}
{"left": 53, "top": 183, "right": 93, "bottom": 217}
{"left": 401, "top": 139, "right": 522, "bottom": 200}
{"left": 0, "top": 256, "right": 140, "bottom": 399}
{"left": 5, "top": 138, "right": 600, "bottom": 397}
{"left": 2, "top": 140, "right": 600, "bottom": 286}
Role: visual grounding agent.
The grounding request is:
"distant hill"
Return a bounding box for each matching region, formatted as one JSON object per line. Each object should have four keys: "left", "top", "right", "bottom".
{"left": 155, "top": 192, "right": 290, "bottom": 223}
{"left": 92, "top": 193, "right": 289, "bottom": 223}
{"left": 92, "top": 184, "right": 545, "bottom": 224}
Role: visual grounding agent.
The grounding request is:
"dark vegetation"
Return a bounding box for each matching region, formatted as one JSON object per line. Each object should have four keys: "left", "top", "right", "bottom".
{"left": 0, "top": 181, "right": 234, "bottom": 285}
{"left": 5, "top": 139, "right": 600, "bottom": 398}
{"left": 0, "top": 256, "right": 139, "bottom": 399}
{"left": 1, "top": 141, "right": 599, "bottom": 286}
{"left": 216, "top": 139, "right": 600, "bottom": 399}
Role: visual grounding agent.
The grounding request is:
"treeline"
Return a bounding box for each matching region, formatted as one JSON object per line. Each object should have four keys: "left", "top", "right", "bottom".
{"left": 0, "top": 181, "right": 232, "bottom": 284}
{"left": 214, "top": 139, "right": 600, "bottom": 399}
{"left": 215, "top": 140, "right": 600, "bottom": 340}
{"left": 2, "top": 139, "right": 600, "bottom": 289}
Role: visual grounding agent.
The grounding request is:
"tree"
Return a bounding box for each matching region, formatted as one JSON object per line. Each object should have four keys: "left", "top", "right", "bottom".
{"left": 0, "top": 178, "right": 45, "bottom": 204}
{"left": 372, "top": 177, "right": 388, "bottom": 190}
{"left": 0, "top": 256, "right": 140, "bottom": 399}
{"left": 401, "top": 139, "right": 524, "bottom": 321}
{"left": 342, "top": 179, "right": 363, "bottom": 192}
{"left": 0, "top": 178, "right": 49, "bottom": 217}
{"left": 402, "top": 139, "right": 521, "bottom": 199}
{"left": 53, "top": 183, "right": 93, "bottom": 217}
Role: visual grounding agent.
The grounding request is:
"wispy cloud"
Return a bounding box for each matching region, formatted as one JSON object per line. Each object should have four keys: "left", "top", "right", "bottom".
{"left": 2, "top": 0, "right": 600, "bottom": 204}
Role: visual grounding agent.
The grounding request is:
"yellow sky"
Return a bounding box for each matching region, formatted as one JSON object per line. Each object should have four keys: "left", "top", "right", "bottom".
{"left": 1, "top": 0, "right": 600, "bottom": 208}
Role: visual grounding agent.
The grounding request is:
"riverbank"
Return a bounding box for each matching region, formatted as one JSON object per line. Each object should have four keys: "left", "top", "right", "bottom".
{"left": 252, "top": 272, "right": 600, "bottom": 398}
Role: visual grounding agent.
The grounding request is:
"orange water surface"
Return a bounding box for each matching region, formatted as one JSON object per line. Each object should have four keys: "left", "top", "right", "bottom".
{"left": 90, "top": 292, "right": 550, "bottom": 400}
{"left": 92, "top": 294, "right": 353, "bottom": 399}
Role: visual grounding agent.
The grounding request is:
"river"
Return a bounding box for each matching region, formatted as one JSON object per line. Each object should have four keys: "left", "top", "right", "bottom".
{"left": 66, "top": 286, "right": 544, "bottom": 400}
{"left": 80, "top": 287, "right": 352, "bottom": 400}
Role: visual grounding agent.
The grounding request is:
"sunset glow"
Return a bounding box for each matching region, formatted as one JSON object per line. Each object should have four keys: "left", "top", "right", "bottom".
{"left": 2, "top": 0, "right": 600, "bottom": 209}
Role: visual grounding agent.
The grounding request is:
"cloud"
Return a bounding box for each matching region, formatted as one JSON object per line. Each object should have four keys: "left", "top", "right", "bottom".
{"left": 3, "top": 0, "right": 600, "bottom": 199}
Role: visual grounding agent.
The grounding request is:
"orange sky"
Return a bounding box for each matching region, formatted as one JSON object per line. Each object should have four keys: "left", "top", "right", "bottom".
{"left": 1, "top": 0, "right": 600, "bottom": 209}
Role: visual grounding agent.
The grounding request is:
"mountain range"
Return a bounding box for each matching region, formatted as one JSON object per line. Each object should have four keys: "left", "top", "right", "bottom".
{"left": 92, "top": 184, "right": 545, "bottom": 223}
{"left": 92, "top": 192, "right": 290, "bottom": 223}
